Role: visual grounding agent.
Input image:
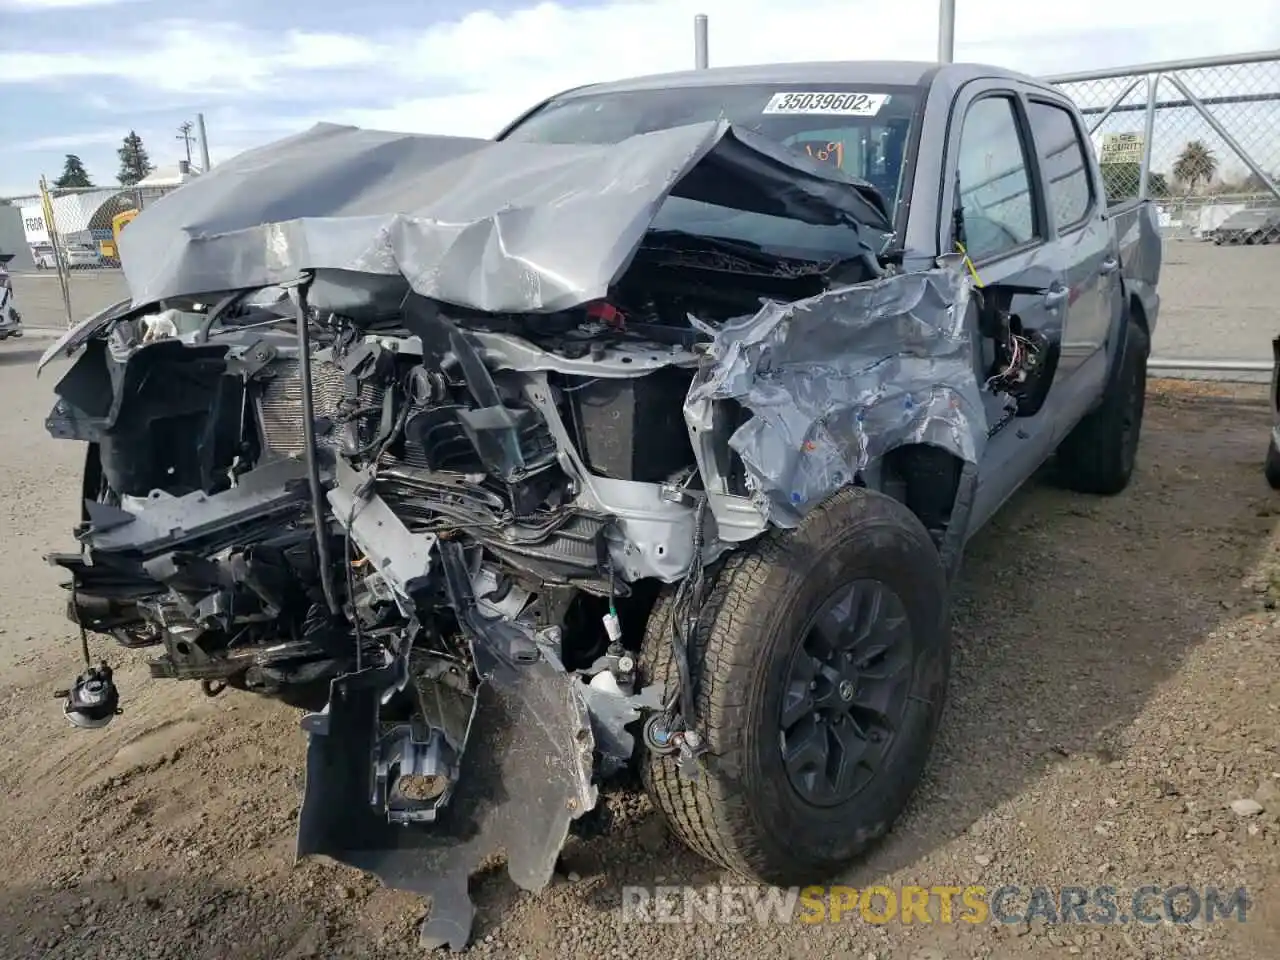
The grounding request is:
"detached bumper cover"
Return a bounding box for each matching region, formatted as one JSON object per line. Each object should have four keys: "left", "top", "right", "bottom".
{"left": 297, "top": 637, "right": 595, "bottom": 951}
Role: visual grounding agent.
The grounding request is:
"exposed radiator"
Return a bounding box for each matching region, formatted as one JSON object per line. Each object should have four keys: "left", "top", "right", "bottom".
{"left": 255, "top": 358, "right": 553, "bottom": 469}
{"left": 255, "top": 358, "right": 375, "bottom": 459}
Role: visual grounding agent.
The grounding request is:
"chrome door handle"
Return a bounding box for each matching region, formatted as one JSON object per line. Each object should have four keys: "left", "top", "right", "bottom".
{"left": 1043, "top": 286, "right": 1069, "bottom": 308}
{"left": 1099, "top": 256, "right": 1120, "bottom": 275}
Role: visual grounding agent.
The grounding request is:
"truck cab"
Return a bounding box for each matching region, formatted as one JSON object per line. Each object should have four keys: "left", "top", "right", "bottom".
{"left": 498, "top": 60, "right": 1162, "bottom": 545}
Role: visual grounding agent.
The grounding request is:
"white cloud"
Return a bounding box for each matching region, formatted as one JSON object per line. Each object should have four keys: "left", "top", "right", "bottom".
{"left": 8, "top": 130, "right": 122, "bottom": 152}
{"left": 0, "top": 23, "right": 382, "bottom": 94}
{"left": 0, "top": 0, "right": 141, "bottom": 8}
{"left": 6, "top": 1, "right": 1280, "bottom": 108}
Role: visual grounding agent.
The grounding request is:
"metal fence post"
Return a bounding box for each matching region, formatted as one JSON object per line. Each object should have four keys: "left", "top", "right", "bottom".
{"left": 694, "top": 14, "right": 708, "bottom": 70}
{"left": 937, "top": 0, "right": 956, "bottom": 64}
{"left": 1138, "top": 73, "right": 1160, "bottom": 201}
{"left": 39, "top": 176, "right": 74, "bottom": 326}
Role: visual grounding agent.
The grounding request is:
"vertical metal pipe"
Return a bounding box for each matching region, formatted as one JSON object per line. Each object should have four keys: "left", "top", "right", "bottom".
{"left": 694, "top": 14, "right": 708, "bottom": 69}
{"left": 1138, "top": 73, "right": 1161, "bottom": 200}
{"left": 937, "top": 0, "right": 956, "bottom": 63}
{"left": 196, "top": 113, "right": 212, "bottom": 172}
{"left": 290, "top": 275, "right": 341, "bottom": 617}
{"left": 39, "top": 176, "right": 74, "bottom": 325}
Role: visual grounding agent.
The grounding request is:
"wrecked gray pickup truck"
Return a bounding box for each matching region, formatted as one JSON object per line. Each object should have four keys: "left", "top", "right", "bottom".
{"left": 37, "top": 61, "right": 1160, "bottom": 949}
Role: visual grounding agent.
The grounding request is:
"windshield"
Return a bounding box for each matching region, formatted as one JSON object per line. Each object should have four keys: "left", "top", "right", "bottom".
{"left": 501, "top": 82, "right": 920, "bottom": 261}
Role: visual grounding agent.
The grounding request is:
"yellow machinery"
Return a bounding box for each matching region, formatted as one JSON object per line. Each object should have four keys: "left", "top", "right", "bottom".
{"left": 103, "top": 208, "right": 139, "bottom": 262}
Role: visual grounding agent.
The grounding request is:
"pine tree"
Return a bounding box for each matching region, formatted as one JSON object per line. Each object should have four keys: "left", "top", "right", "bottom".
{"left": 54, "top": 154, "right": 94, "bottom": 189}
{"left": 117, "top": 131, "right": 155, "bottom": 186}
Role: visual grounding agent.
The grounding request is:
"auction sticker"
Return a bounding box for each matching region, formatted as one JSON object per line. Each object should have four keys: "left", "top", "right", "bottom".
{"left": 762, "top": 92, "right": 889, "bottom": 116}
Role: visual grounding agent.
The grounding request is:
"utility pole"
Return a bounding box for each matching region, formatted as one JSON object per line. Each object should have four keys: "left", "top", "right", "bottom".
{"left": 196, "top": 113, "right": 212, "bottom": 172}
{"left": 176, "top": 120, "right": 195, "bottom": 164}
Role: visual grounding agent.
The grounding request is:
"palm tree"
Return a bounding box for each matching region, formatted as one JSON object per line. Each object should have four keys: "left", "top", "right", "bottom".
{"left": 1173, "top": 140, "right": 1219, "bottom": 192}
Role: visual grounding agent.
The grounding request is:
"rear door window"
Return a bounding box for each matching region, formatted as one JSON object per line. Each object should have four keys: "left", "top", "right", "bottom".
{"left": 1026, "top": 99, "right": 1093, "bottom": 232}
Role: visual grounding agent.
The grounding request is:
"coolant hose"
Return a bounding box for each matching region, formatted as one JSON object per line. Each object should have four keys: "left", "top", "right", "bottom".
{"left": 293, "top": 276, "right": 341, "bottom": 617}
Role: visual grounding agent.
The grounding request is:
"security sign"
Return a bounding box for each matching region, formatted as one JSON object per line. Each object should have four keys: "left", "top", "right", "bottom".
{"left": 1099, "top": 132, "right": 1144, "bottom": 165}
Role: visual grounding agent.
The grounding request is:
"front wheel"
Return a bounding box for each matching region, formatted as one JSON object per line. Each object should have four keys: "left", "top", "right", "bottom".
{"left": 639, "top": 487, "right": 951, "bottom": 885}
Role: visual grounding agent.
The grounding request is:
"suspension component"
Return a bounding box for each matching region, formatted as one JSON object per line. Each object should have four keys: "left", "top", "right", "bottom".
{"left": 54, "top": 662, "right": 122, "bottom": 729}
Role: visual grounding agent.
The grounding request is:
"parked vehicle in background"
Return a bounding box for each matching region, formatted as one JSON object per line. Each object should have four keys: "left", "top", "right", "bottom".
{"left": 38, "top": 60, "right": 1161, "bottom": 951}
{"left": 1210, "top": 207, "right": 1280, "bottom": 245}
{"left": 0, "top": 254, "right": 22, "bottom": 340}
{"left": 32, "top": 243, "right": 56, "bottom": 270}
{"left": 32, "top": 242, "right": 105, "bottom": 270}
{"left": 1266, "top": 334, "right": 1280, "bottom": 489}
{"left": 63, "top": 243, "right": 105, "bottom": 269}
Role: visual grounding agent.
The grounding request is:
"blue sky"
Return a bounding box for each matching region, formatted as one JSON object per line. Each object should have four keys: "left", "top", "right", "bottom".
{"left": 2, "top": 0, "right": 1279, "bottom": 198}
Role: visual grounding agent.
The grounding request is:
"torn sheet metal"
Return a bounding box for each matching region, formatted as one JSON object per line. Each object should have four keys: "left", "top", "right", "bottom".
{"left": 686, "top": 255, "right": 986, "bottom": 527}
{"left": 117, "top": 120, "right": 890, "bottom": 315}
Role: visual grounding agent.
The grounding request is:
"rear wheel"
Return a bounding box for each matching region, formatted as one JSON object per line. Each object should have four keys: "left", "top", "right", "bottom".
{"left": 638, "top": 487, "right": 950, "bottom": 885}
{"left": 1056, "top": 318, "right": 1149, "bottom": 495}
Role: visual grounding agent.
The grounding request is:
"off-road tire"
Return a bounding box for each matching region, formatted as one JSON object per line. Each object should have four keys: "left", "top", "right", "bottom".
{"left": 1056, "top": 318, "right": 1150, "bottom": 495}
{"left": 637, "top": 486, "right": 950, "bottom": 886}
{"left": 1265, "top": 437, "right": 1280, "bottom": 490}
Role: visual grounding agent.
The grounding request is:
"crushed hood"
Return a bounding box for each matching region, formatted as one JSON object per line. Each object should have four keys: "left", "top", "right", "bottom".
{"left": 118, "top": 120, "right": 891, "bottom": 314}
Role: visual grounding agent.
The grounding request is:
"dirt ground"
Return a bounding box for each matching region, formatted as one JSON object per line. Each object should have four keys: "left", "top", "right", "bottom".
{"left": 2, "top": 342, "right": 1280, "bottom": 959}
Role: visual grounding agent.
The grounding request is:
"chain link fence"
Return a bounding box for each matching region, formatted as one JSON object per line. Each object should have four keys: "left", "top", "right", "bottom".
{"left": 1049, "top": 52, "right": 1280, "bottom": 239}
{"left": 34, "top": 182, "right": 183, "bottom": 270}
{"left": 1047, "top": 51, "right": 1280, "bottom": 378}
{"left": 1, "top": 180, "right": 184, "bottom": 327}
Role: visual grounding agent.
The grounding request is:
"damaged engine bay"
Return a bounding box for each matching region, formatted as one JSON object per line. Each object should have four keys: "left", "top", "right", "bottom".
{"left": 32, "top": 119, "right": 1057, "bottom": 950}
